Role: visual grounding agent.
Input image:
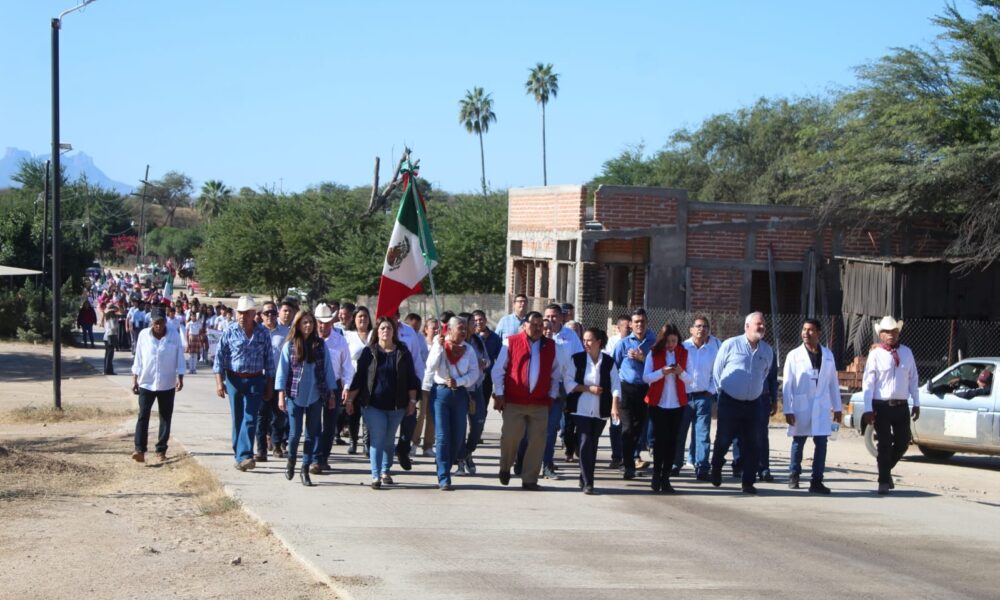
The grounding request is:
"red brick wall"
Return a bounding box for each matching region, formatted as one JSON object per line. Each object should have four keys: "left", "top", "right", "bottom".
{"left": 509, "top": 186, "right": 586, "bottom": 232}
{"left": 690, "top": 268, "right": 743, "bottom": 312}
{"left": 687, "top": 231, "right": 747, "bottom": 260}
{"left": 754, "top": 228, "right": 819, "bottom": 261}
{"left": 594, "top": 188, "right": 681, "bottom": 230}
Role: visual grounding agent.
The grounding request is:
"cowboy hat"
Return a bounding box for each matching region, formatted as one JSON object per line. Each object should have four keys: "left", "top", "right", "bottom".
{"left": 236, "top": 295, "right": 257, "bottom": 313}
{"left": 314, "top": 303, "right": 335, "bottom": 323}
{"left": 874, "top": 315, "right": 904, "bottom": 336}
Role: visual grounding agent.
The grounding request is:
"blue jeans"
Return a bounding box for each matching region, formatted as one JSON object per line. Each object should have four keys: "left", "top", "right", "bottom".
{"left": 677, "top": 393, "right": 714, "bottom": 474}
{"left": 789, "top": 435, "right": 828, "bottom": 483}
{"left": 81, "top": 324, "right": 94, "bottom": 346}
{"left": 543, "top": 397, "right": 566, "bottom": 466}
{"left": 288, "top": 401, "right": 322, "bottom": 466}
{"left": 225, "top": 373, "right": 265, "bottom": 462}
{"left": 434, "top": 386, "right": 469, "bottom": 485}
{"left": 459, "top": 385, "right": 486, "bottom": 461}
{"left": 317, "top": 390, "right": 341, "bottom": 464}
{"left": 363, "top": 406, "right": 405, "bottom": 480}
{"left": 733, "top": 393, "right": 772, "bottom": 474}
{"left": 711, "top": 392, "right": 759, "bottom": 488}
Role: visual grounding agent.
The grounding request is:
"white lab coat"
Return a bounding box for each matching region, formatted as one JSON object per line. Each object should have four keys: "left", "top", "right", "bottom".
{"left": 782, "top": 344, "right": 841, "bottom": 437}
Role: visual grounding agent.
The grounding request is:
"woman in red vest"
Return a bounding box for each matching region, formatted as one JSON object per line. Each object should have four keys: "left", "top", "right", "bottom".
{"left": 642, "top": 323, "right": 691, "bottom": 493}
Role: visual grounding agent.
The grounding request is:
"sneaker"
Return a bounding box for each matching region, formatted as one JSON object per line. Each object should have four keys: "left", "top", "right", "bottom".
{"left": 380, "top": 473, "right": 394, "bottom": 485}
{"left": 465, "top": 456, "right": 477, "bottom": 474}
{"left": 788, "top": 474, "right": 800, "bottom": 489}
{"left": 421, "top": 447, "right": 435, "bottom": 457}
{"left": 309, "top": 464, "right": 322, "bottom": 475}
{"left": 456, "top": 460, "right": 467, "bottom": 475}
{"left": 253, "top": 453, "right": 268, "bottom": 463}
{"left": 809, "top": 481, "right": 831, "bottom": 495}
{"left": 439, "top": 482, "right": 454, "bottom": 491}
{"left": 155, "top": 451, "right": 167, "bottom": 463}
{"left": 608, "top": 458, "right": 623, "bottom": 470}
{"left": 582, "top": 485, "right": 596, "bottom": 495}
{"left": 877, "top": 483, "right": 891, "bottom": 495}
{"left": 131, "top": 450, "right": 145, "bottom": 463}
{"left": 348, "top": 442, "right": 358, "bottom": 455}
{"left": 410, "top": 446, "right": 418, "bottom": 457}
{"left": 759, "top": 469, "right": 774, "bottom": 483}
{"left": 670, "top": 466, "right": 681, "bottom": 477}
{"left": 371, "top": 479, "right": 382, "bottom": 490}
{"left": 236, "top": 458, "right": 256, "bottom": 471}
{"left": 542, "top": 464, "right": 561, "bottom": 480}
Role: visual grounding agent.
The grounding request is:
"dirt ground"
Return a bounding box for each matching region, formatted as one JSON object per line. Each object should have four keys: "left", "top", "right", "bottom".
{"left": 0, "top": 341, "right": 337, "bottom": 600}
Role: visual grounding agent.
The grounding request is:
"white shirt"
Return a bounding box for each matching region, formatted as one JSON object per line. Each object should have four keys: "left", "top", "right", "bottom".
{"left": 562, "top": 352, "right": 622, "bottom": 418}
{"left": 344, "top": 329, "right": 372, "bottom": 368}
{"left": 683, "top": 336, "right": 720, "bottom": 394}
{"left": 322, "top": 330, "right": 355, "bottom": 390}
{"left": 553, "top": 326, "right": 584, "bottom": 355}
{"left": 397, "top": 321, "right": 426, "bottom": 380}
{"left": 861, "top": 345, "right": 920, "bottom": 413}
{"left": 131, "top": 328, "right": 185, "bottom": 392}
{"left": 422, "top": 340, "right": 481, "bottom": 391}
{"left": 642, "top": 350, "right": 693, "bottom": 409}
{"left": 606, "top": 334, "right": 624, "bottom": 356}
{"left": 491, "top": 336, "right": 562, "bottom": 399}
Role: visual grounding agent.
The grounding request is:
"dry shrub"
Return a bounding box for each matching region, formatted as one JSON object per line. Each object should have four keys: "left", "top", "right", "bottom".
{"left": 0, "top": 405, "right": 135, "bottom": 424}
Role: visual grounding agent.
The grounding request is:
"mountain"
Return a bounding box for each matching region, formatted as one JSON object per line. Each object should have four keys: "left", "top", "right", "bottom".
{"left": 1, "top": 147, "right": 134, "bottom": 195}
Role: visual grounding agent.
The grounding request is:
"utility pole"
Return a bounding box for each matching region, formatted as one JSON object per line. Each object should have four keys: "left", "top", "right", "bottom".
{"left": 132, "top": 165, "right": 150, "bottom": 266}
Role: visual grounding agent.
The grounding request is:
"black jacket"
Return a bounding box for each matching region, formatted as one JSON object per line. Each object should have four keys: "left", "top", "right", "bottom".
{"left": 350, "top": 344, "right": 419, "bottom": 409}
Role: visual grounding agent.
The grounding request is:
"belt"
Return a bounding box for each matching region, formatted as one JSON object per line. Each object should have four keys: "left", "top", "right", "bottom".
{"left": 874, "top": 399, "right": 908, "bottom": 407}
{"left": 228, "top": 370, "right": 264, "bottom": 379}
{"left": 688, "top": 390, "right": 713, "bottom": 398}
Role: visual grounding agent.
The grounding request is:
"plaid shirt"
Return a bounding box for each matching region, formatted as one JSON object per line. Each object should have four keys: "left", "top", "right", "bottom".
{"left": 212, "top": 321, "right": 276, "bottom": 377}
{"left": 288, "top": 342, "right": 329, "bottom": 400}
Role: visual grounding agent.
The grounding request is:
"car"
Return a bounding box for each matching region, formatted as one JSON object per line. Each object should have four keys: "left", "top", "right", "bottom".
{"left": 844, "top": 358, "right": 1000, "bottom": 459}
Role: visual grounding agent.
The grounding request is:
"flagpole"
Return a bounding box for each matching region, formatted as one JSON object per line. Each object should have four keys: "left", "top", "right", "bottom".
{"left": 410, "top": 167, "right": 441, "bottom": 320}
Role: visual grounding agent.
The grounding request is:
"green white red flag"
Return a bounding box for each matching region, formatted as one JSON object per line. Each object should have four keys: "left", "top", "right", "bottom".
{"left": 375, "top": 170, "right": 438, "bottom": 318}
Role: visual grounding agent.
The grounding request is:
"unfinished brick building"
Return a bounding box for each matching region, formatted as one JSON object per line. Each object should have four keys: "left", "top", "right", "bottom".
{"left": 505, "top": 185, "right": 953, "bottom": 315}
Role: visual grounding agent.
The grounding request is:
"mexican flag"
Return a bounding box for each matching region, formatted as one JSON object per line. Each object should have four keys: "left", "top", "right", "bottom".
{"left": 375, "top": 171, "right": 438, "bottom": 318}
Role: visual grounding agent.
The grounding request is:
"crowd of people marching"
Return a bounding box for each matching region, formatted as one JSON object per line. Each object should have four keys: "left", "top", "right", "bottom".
{"left": 92, "top": 270, "right": 920, "bottom": 496}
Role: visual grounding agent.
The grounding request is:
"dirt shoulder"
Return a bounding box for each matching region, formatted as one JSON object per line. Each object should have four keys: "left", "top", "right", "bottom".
{"left": 0, "top": 341, "right": 337, "bottom": 600}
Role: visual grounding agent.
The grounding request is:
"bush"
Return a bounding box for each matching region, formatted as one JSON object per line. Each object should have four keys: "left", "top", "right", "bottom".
{"left": 0, "top": 278, "right": 78, "bottom": 343}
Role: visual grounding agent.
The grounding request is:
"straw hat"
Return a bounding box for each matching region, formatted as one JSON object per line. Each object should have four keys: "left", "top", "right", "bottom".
{"left": 874, "top": 315, "right": 904, "bottom": 336}
{"left": 236, "top": 295, "right": 257, "bottom": 313}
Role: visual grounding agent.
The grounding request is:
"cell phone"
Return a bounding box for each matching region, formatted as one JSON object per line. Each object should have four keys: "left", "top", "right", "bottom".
{"left": 667, "top": 364, "right": 677, "bottom": 369}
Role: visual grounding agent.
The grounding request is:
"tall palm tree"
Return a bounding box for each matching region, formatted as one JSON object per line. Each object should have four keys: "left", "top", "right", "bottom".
{"left": 458, "top": 87, "right": 497, "bottom": 196}
{"left": 525, "top": 63, "right": 559, "bottom": 185}
{"left": 198, "top": 179, "right": 232, "bottom": 222}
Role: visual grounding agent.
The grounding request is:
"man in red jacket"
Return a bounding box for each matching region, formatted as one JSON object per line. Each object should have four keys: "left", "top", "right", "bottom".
{"left": 491, "top": 312, "right": 562, "bottom": 491}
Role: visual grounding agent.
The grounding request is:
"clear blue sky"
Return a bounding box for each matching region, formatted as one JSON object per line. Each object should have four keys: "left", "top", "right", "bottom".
{"left": 0, "top": 0, "right": 971, "bottom": 195}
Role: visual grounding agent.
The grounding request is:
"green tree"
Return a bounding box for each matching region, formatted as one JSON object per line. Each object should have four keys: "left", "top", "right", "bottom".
{"left": 426, "top": 191, "right": 507, "bottom": 293}
{"left": 459, "top": 87, "right": 497, "bottom": 196}
{"left": 197, "top": 180, "right": 232, "bottom": 222}
{"left": 148, "top": 171, "right": 193, "bottom": 227}
{"left": 525, "top": 62, "right": 559, "bottom": 186}
{"left": 145, "top": 226, "right": 203, "bottom": 261}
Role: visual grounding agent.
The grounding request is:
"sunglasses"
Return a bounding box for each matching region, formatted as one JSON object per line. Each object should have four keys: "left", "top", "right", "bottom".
{"left": 262, "top": 310, "right": 277, "bottom": 316}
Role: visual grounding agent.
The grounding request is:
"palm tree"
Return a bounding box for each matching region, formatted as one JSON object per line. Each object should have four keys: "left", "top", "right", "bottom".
{"left": 198, "top": 179, "right": 232, "bottom": 222}
{"left": 458, "top": 87, "right": 497, "bottom": 196}
{"left": 525, "top": 63, "right": 559, "bottom": 185}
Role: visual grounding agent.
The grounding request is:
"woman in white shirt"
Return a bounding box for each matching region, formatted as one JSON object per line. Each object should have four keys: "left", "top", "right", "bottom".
{"left": 343, "top": 306, "right": 373, "bottom": 452}
{"left": 421, "top": 316, "right": 480, "bottom": 490}
{"left": 642, "top": 324, "right": 693, "bottom": 494}
{"left": 564, "top": 327, "right": 621, "bottom": 495}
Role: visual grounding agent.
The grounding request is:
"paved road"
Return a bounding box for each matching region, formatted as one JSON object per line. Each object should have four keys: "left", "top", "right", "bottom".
{"left": 89, "top": 349, "right": 1000, "bottom": 600}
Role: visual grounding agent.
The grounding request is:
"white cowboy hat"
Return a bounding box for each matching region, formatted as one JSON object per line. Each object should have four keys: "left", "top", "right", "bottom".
{"left": 314, "top": 303, "right": 335, "bottom": 323}
{"left": 874, "top": 315, "right": 904, "bottom": 335}
{"left": 236, "top": 295, "right": 257, "bottom": 313}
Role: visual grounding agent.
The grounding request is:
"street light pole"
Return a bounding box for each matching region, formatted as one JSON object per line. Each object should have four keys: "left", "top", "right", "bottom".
{"left": 51, "top": 0, "right": 97, "bottom": 411}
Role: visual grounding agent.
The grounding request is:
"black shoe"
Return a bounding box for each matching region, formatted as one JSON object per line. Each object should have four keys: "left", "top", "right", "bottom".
{"left": 583, "top": 486, "right": 596, "bottom": 495}
{"left": 499, "top": 469, "right": 511, "bottom": 486}
{"left": 809, "top": 481, "right": 831, "bottom": 495}
{"left": 300, "top": 465, "right": 314, "bottom": 487}
{"left": 695, "top": 472, "right": 710, "bottom": 482}
{"left": 741, "top": 484, "right": 758, "bottom": 494}
{"left": 661, "top": 481, "right": 676, "bottom": 494}
{"left": 334, "top": 437, "right": 348, "bottom": 446}
{"left": 670, "top": 466, "right": 681, "bottom": 477}
{"left": 788, "top": 474, "right": 800, "bottom": 489}
{"left": 521, "top": 482, "right": 543, "bottom": 491}
{"left": 285, "top": 458, "right": 295, "bottom": 481}
{"left": 348, "top": 441, "right": 358, "bottom": 455}
{"left": 877, "top": 483, "right": 891, "bottom": 495}
{"left": 396, "top": 448, "right": 412, "bottom": 471}
{"left": 759, "top": 469, "right": 774, "bottom": 483}
{"left": 651, "top": 477, "right": 662, "bottom": 492}
{"left": 608, "top": 458, "right": 623, "bottom": 469}
{"left": 513, "top": 463, "right": 523, "bottom": 476}
{"left": 254, "top": 453, "right": 268, "bottom": 463}
{"left": 710, "top": 468, "right": 722, "bottom": 487}
{"left": 623, "top": 468, "right": 636, "bottom": 481}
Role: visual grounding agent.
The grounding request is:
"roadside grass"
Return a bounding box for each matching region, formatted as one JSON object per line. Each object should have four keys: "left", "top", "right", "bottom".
{"left": 0, "top": 404, "right": 135, "bottom": 424}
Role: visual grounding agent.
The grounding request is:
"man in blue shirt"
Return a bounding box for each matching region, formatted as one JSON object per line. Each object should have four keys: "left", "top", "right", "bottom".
{"left": 213, "top": 296, "right": 276, "bottom": 471}
{"left": 612, "top": 308, "right": 656, "bottom": 480}
{"left": 495, "top": 293, "right": 529, "bottom": 340}
{"left": 710, "top": 312, "right": 775, "bottom": 494}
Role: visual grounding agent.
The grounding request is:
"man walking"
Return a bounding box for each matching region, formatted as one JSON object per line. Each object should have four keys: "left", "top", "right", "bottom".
{"left": 213, "top": 296, "right": 276, "bottom": 471}
{"left": 783, "top": 319, "right": 842, "bottom": 493}
{"left": 612, "top": 308, "right": 656, "bottom": 480}
{"left": 492, "top": 312, "right": 561, "bottom": 490}
{"left": 677, "top": 316, "right": 720, "bottom": 480}
{"left": 131, "top": 308, "right": 185, "bottom": 464}
{"left": 314, "top": 302, "right": 354, "bottom": 473}
{"left": 496, "top": 293, "right": 529, "bottom": 340}
{"left": 710, "top": 312, "right": 775, "bottom": 494}
{"left": 861, "top": 316, "right": 920, "bottom": 495}
{"left": 255, "top": 300, "right": 289, "bottom": 461}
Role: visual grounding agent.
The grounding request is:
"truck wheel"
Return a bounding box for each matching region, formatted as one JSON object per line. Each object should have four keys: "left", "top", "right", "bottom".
{"left": 917, "top": 445, "right": 955, "bottom": 460}
{"left": 863, "top": 424, "right": 878, "bottom": 458}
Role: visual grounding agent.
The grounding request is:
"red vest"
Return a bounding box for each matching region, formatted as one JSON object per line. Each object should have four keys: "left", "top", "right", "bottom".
{"left": 504, "top": 332, "right": 555, "bottom": 406}
{"left": 644, "top": 344, "right": 689, "bottom": 407}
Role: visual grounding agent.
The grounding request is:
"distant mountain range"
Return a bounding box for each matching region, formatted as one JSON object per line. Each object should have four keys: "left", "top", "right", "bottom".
{"left": 1, "top": 147, "right": 134, "bottom": 195}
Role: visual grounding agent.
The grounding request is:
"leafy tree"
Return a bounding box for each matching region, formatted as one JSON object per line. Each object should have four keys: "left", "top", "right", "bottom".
{"left": 148, "top": 171, "right": 193, "bottom": 227}
{"left": 459, "top": 87, "right": 497, "bottom": 196}
{"left": 198, "top": 179, "right": 232, "bottom": 222}
{"left": 145, "top": 226, "right": 203, "bottom": 261}
{"left": 12, "top": 157, "right": 66, "bottom": 190}
{"left": 525, "top": 62, "right": 559, "bottom": 185}
{"left": 426, "top": 191, "right": 507, "bottom": 293}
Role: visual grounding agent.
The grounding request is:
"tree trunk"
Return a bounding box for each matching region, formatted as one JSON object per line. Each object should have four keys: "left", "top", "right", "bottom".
{"left": 542, "top": 102, "right": 548, "bottom": 186}
{"left": 478, "top": 130, "right": 487, "bottom": 197}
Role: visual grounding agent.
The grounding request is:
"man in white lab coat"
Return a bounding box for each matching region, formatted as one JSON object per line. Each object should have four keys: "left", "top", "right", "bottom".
{"left": 782, "top": 318, "right": 842, "bottom": 494}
